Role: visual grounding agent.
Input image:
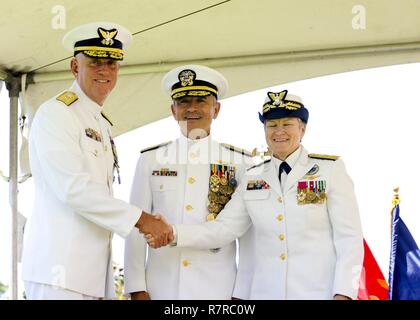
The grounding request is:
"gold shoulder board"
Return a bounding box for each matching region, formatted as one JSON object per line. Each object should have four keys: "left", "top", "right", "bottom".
{"left": 56, "top": 91, "right": 78, "bottom": 106}
{"left": 221, "top": 143, "right": 252, "bottom": 157}
{"left": 308, "top": 153, "right": 340, "bottom": 161}
{"left": 141, "top": 141, "right": 172, "bottom": 154}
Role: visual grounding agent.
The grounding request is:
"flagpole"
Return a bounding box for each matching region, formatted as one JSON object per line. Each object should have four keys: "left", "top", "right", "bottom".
{"left": 391, "top": 188, "right": 399, "bottom": 234}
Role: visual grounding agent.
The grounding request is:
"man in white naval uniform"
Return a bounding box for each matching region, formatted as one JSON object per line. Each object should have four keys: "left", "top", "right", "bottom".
{"left": 22, "top": 22, "right": 172, "bottom": 300}
{"left": 148, "top": 90, "right": 364, "bottom": 300}
{"left": 124, "top": 65, "right": 256, "bottom": 300}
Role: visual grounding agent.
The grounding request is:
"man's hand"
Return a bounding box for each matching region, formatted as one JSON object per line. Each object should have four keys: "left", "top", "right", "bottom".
{"left": 131, "top": 291, "right": 151, "bottom": 300}
{"left": 143, "top": 215, "right": 172, "bottom": 248}
{"left": 135, "top": 212, "right": 173, "bottom": 248}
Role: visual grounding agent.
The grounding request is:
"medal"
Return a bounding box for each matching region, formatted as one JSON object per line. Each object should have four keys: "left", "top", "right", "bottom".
{"left": 229, "top": 178, "right": 237, "bottom": 188}
{"left": 208, "top": 192, "right": 218, "bottom": 202}
{"left": 306, "top": 190, "right": 316, "bottom": 202}
{"left": 226, "top": 185, "right": 234, "bottom": 195}
{"left": 207, "top": 163, "right": 238, "bottom": 223}
{"left": 220, "top": 176, "right": 228, "bottom": 186}
{"left": 210, "top": 184, "right": 219, "bottom": 193}
{"left": 210, "top": 174, "right": 220, "bottom": 185}
{"left": 207, "top": 213, "right": 217, "bottom": 221}
{"left": 218, "top": 184, "right": 228, "bottom": 195}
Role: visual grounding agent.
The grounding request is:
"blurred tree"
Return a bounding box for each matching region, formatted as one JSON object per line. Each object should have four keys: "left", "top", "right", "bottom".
{"left": 0, "top": 281, "right": 8, "bottom": 297}
{"left": 113, "top": 262, "right": 127, "bottom": 300}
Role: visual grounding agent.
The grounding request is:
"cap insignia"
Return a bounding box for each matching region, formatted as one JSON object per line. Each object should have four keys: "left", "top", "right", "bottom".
{"left": 178, "top": 69, "right": 196, "bottom": 87}
{"left": 98, "top": 27, "right": 118, "bottom": 46}
{"left": 263, "top": 90, "right": 303, "bottom": 113}
{"left": 268, "top": 91, "right": 287, "bottom": 106}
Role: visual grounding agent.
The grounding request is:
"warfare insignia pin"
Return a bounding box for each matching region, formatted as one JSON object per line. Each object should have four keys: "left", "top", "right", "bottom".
{"left": 306, "top": 164, "right": 319, "bottom": 175}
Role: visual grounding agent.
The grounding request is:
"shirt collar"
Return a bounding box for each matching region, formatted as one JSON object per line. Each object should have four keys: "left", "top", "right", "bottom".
{"left": 273, "top": 145, "right": 302, "bottom": 174}
{"left": 179, "top": 132, "right": 212, "bottom": 147}
{"left": 70, "top": 81, "right": 103, "bottom": 117}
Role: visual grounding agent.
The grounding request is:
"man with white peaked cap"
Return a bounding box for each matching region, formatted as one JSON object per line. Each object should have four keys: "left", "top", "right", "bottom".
{"left": 124, "top": 64, "right": 257, "bottom": 299}
{"left": 147, "top": 89, "right": 364, "bottom": 300}
{"left": 22, "top": 22, "right": 172, "bottom": 300}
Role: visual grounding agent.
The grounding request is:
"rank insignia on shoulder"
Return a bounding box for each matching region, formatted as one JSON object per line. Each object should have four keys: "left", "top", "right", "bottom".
{"left": 308, "top": 153, "right": 339, "bottom": 161}
{"left": 221, "top": 143, "right": 253, "bottom": 157}
{"left": 246, "top": 179, "right": 270, "bottom": 190}
{"left": 56, "top": 91, "right": 78, "bottom": 106}
{"left": 85, "top": 128, "right": 102, "bottom": 142}
{"left": 152, "top": 168, "right": 177, "bottom": 176}
{"left": 141, "top": 141, "right": 171, "bottom": 154}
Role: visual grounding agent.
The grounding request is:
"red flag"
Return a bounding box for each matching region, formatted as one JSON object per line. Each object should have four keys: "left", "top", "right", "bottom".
{"left": 357, "top": 239, "right": 389, "bottom": 300}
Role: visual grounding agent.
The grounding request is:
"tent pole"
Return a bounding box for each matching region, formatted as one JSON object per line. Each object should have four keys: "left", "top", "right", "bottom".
{"left": 6, "top": 75, "right": 20, "bottom": 300}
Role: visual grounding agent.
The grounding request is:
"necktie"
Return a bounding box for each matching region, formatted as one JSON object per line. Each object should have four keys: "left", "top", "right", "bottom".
{"left": 279, "top": 161, "right": 291, "bottom": 183}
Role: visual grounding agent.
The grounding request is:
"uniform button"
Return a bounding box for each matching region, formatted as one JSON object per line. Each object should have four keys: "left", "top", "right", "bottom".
{"left": 95, "top": 115, "right": 99, "bottom": 120}
{"left": 160, "top": 184, "right": 164, "bottom": 190}
{"left": 189, "top": 152, "right": 197, "bottom": 159}
{"left": 104, "top": 145, "right": 108, "bottom": 152}
{"left": 94, "top": 149, "right": 99, "bottom": 156}
{"left": 188, "top": 177, "right": 196, "bottom": 184}
{"left": 182, "top": 260, "right": 189, "bottom": 267}
{"left": 185, "top": 204, "right": 193, "bottom": 211}
{"left": 278, "top": 234, "right": 285, "bottom": 241}
{"left": 280, "top": 254, "right": 286, "bottom": 260}
{"left": 277, "top": 197, "right": 282, "bottom": 203}
{"left": 277, "top": 214, "right": 283, "bottom": 221}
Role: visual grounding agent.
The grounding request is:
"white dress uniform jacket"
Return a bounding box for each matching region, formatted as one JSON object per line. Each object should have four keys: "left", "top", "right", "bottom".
{"left": 22, "top": 81, "right": 141, "bottom": 298}
{"left": 175, "top": 146, "right": 364, "bottom": 300}
{"left": 124, "top": 135, "right": 256, "bottom": 299}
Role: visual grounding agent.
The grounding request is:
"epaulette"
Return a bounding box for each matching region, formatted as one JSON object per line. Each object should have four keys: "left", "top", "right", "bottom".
{"left": 222, "top": 143, "right": 253, "bottom": 157}
{"left": 56, "top": 91, "right": 78, "bottom": 106}
{"left": 140, "top": 141, "right": 172, "bottom": 154}
{"left": 101, "top": 112, "right": 113, "bottom": 126}
{"left": 247, "top": 159, "right": 271, "bottom": 171}
{"left": 308, "top": 153, "right": 340, "bottom": 161}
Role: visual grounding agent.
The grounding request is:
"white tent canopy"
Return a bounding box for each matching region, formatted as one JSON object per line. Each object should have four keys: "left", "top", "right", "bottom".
{"left": 2, "top": 0, "right": 420, "bottom": 299}
{"left": 2, "top": 0, "right": 420, "bottom": 136}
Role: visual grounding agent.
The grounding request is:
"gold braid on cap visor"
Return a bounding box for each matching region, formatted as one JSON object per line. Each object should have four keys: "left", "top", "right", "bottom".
{"left": 171, "top": 85, "right": 218, "bottom": 99}
{"left": 263, "top": 100, "right": 303, "bottom": 113}
{"left": 74, "top": 46, "right": 124, "bottom": 59}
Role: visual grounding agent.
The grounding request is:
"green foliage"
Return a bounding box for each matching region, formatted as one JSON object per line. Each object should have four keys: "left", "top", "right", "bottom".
{"left": 0, "top": 281, "right": 8, "bottom": 296}
{"left": 113, "top": 263, "right": 127, "bottom": 300}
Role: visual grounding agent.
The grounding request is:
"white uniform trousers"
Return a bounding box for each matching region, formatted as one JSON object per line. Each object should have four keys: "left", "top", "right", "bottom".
{"left": 24, "top": 281, "right": 99, "bottom": 300}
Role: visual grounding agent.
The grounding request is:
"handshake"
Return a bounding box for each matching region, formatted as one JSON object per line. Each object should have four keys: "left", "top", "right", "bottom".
{"left": 136, "top": 212, "right": 173, "bottom": 248}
